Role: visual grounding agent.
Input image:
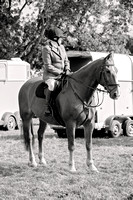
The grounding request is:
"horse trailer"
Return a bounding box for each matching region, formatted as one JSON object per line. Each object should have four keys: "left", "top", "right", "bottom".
{"left": 0, "top": 58, "right": 30, "bottom": 130}
{"left": 51, "top": 51, "right": 133, "bottom": 138}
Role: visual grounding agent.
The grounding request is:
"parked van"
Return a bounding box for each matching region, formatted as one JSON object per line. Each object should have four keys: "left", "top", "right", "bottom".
{"left": 52, "top": 51, "right": 133, "bottom": 138}
{"left": 0, "top": 58, "right": 30, "bottom": 130}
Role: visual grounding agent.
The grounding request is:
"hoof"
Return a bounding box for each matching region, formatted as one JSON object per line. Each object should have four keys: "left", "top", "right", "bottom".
{"left": 87, "top": 160, "right": 99, "bottom": 173}
{"left": 28, "top": 161, "right": 37, "bottom": 167}
{"left": 39, "top": 159, "right": 47, "bottom": 166}
{"left": 88, "top": 164, "right": 99, "bottom": 173}
{"left": 69, "top": 169, "right": 77, "bottom": 173}
{"left": 69, "top": 165, "right": 76, "bottom": 173}
{"left": 91, "top": 165, "right": 99, "bottom": 173}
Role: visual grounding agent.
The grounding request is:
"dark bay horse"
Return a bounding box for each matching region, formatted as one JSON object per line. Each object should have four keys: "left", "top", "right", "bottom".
{"left": 18, "top": 52, "right": 119, "bottom": 172}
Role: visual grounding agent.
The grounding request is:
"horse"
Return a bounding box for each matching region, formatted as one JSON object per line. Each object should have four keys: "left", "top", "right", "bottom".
{"left": 18, "top": 52, "right": 119, "bottom": 173}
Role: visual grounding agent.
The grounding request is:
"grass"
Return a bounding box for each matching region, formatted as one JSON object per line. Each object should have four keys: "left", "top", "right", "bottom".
{"left": 0, "top": 127, "right": 133, "bottom": 200}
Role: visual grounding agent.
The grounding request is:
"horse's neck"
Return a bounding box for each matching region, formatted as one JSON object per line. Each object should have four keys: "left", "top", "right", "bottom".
{"left": 71, "top": 62, "right": 100, "bottom": 103}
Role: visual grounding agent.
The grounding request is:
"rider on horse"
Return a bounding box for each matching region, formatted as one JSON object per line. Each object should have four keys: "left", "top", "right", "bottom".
{"left": 42, "top": 26, "right": 70, "bottom": 116}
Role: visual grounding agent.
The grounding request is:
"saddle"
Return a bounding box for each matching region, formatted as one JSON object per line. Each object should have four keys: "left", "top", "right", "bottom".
{"left": 35, "top": 82, "right": 47, "bottom": 99}
{"left": 35, "top": 74, "right": 67, "bottom": 126}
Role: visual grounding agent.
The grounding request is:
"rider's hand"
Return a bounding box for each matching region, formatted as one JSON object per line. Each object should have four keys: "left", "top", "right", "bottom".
{"left": 65, "top": 69, "right": 71, "bottom": 75}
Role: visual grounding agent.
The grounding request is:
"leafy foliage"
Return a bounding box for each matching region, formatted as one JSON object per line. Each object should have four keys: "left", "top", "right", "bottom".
{"left": 0, "top": 0, "right": 133, "bottom": 69}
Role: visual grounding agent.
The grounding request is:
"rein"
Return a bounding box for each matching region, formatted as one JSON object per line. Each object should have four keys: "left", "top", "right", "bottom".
{"left": 69, "top": 81, "right": 105, "bottom": 108}
{"left": 69, "top": 76, "right": 105, "bottom": 108}
{"left": 69, "top": 75, "right": 107, "bottom": 93}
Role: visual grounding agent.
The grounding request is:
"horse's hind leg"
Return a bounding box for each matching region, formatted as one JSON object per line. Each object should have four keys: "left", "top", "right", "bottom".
{"left": 22, "top": 116, "right": 37, "bottom": 167}
{"left": 38, "top": 119, "right": 47, "bottom": 166}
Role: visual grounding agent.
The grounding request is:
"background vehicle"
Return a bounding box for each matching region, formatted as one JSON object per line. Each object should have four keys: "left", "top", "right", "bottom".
{"left": 0, "top": 58, "right": 30, "bottom": 130}
{"left": 52, "top": 51, "right": 133, "bottom": 138}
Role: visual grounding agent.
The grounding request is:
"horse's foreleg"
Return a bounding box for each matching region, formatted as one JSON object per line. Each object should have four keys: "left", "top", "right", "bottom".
{"left": 38, "top": 119, "right": 47, "bottom": 166}
{"left": 84, "top": 120, "right": 99, "bottom": 172}
{"left": 66, "top": 122, "right": 76, "bottom": 172}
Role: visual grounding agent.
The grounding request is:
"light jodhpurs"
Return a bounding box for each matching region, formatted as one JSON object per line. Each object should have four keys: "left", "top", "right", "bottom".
{"left": 45, "top": 79, "right": 57, "bottom": 91}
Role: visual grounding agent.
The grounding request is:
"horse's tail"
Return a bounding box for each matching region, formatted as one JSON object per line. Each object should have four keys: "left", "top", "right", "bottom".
{"left": 20, "top": 119, "right": 35, "bottom": 151}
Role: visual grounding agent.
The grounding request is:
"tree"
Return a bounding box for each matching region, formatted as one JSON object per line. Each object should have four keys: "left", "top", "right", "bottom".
{"left": 0, "top": 0, "right": 133, "bottom": 69}
{"left": 120, "top": 0, "right": 133, "bottom": 54}
{"left": 0, "top": 0, "right": 33, "bottom": 59}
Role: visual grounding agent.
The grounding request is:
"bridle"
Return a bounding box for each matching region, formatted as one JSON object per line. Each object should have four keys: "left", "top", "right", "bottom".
{"left": 68, "top": 63, "right": 119, "bottom": 108}
{"left": 99, "top": 64, "right": 119, "bottom": 94}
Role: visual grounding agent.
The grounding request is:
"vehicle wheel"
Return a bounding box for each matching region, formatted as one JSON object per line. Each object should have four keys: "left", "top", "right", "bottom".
{"left": 109, "top": 120, "right": 122, "bottom": 138}
{"left": 6, "top": 116, "right": 16, "bottom": 131}
{"left": 123, "top": 119, "right": 133, "bottom": 137}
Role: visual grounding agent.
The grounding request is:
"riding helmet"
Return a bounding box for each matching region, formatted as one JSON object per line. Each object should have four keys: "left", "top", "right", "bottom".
{"left": 45, "top": 27, "right": 65, "bottom": 41}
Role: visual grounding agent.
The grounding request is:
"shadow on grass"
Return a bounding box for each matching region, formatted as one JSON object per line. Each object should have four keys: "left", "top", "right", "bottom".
{"left": 0, "top": 131, "right": 58, "bottom": 141}
{"left": 1, "top": 128, "right": 133, "bottom": 148}
{"left": 0, "top": 164, "right": 25, "bottom": 177}
{"left": 0, "top": 134, "right": 22, "bottom": 141}
{"left": 55, "top": 128, "right": 109, "bottom": 139}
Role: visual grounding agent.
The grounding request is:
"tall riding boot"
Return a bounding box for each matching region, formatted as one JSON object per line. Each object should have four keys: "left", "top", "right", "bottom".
{"left": 45, "top": 89, "right": 51, "bottom": 116}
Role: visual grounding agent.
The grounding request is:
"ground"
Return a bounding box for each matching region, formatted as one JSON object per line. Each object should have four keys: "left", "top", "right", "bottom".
{"left": 0, "top": 125, "right": 133, "bottom": 200}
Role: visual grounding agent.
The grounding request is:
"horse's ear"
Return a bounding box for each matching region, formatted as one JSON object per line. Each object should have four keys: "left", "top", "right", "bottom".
{"left": 104, "top": 52, "right": 114, "bottom": 62}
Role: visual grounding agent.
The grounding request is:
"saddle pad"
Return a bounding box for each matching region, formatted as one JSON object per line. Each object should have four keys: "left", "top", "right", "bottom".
{"left": 35, "top": 82, "right": 47, "bottom": 98}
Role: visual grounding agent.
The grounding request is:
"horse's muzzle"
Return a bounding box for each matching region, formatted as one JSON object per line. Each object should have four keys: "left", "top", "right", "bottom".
{"left": 109, "top": 86, "right": 120, "bottom": 100}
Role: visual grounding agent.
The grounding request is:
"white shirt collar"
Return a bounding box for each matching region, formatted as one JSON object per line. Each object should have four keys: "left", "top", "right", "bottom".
{"left": 50, "top": 40, "right": 59, "bottom": 48}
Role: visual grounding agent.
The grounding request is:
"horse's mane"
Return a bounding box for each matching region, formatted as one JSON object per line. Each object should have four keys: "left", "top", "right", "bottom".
{"left": 74, "top": 57, "right": 104, "bottom": 74}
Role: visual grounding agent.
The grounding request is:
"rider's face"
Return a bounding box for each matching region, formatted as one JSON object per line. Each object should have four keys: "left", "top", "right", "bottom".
{"left": 57, "top": 38, "right": 63, "bottom": 45}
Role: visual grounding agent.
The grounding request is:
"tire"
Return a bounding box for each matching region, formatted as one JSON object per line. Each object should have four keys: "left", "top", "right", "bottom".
{"left": 6, "top": 116, "right": 16, "bottom": 131}
{"left": 109, "top": 120, "right": 122, "bottom": 138}
{"left": 123, "top": 119, "right": 133, "bottom": 137}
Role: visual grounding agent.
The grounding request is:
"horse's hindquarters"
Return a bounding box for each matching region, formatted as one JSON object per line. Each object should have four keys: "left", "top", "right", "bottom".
{"left": 19, "top": 77, "right": 43, "bottom": 118}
